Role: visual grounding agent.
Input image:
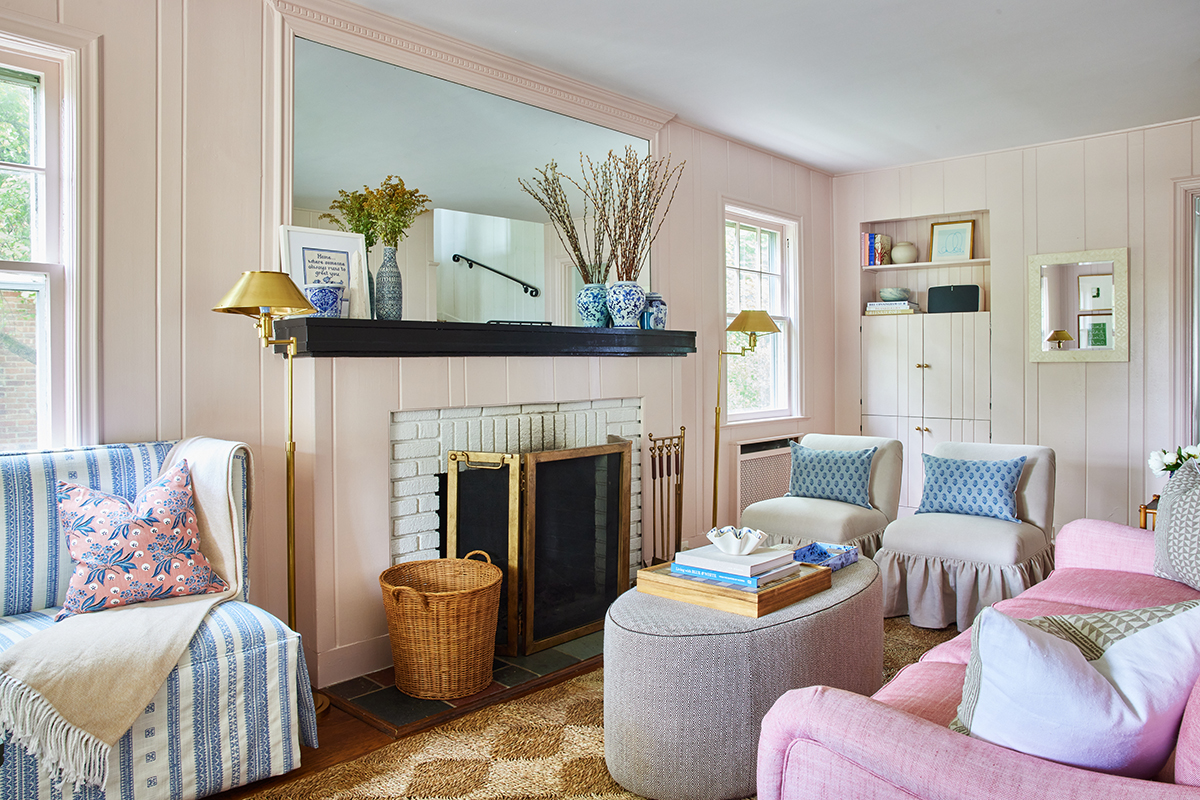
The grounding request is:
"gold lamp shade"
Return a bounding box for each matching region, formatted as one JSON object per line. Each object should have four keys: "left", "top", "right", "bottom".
{"left": 726, "top": 309, "right": 781, "bottom": 335}
{"left": 1046, "top": 329, "right": 1074, "bottom": 349}
{"left": 212, "top": 270, "right": 315, "bottom": 318}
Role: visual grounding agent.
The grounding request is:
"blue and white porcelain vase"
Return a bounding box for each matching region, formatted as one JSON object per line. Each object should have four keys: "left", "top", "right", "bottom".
{"left": 375, "top": 245, "right": 403, "bottom": 321}
{"left": 576, "top": 283, "right": 610, "bottom": 327}
{"left": 606, "top": 281, "right": 646, "bottom": 329}
{"left": 641, "top": 292, "right": 668, "bottom": 330}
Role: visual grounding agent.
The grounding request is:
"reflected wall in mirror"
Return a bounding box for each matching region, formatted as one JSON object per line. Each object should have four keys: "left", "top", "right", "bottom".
{"left": 292, "top": 37, "right": 650, "bottom": 325}
{"left": 1028, "top": 247, "right": 1129, "bottom": 362}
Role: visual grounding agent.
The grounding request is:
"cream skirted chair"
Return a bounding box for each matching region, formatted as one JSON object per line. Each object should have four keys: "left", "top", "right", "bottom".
{"left": 739, "top": 433, "right": 903, "bottom": 558}
{"left": 875, "top": 441, "right": 1056, "bottom": 631}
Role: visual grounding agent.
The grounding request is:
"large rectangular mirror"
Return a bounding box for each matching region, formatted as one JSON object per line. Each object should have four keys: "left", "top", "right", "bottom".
{"left": 292, "top": 37, "right": 650, "bottom": 325}
{"left": 1028, "top": 247, "right": 1129, "bottom": 362}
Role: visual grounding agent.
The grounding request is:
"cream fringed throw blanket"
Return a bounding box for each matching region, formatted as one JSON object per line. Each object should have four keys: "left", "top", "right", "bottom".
{"left": 0, "top": 437, "right": 250, "bottom": 789}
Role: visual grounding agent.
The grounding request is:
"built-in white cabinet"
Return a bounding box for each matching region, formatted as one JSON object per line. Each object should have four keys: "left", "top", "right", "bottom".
{"left": 861, "top": 312, "right": 991, "bottom": 509}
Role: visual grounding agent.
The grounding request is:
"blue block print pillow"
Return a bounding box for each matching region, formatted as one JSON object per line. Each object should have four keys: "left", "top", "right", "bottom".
{"left": 916, "top": 453, "right": 1027, "bottom": 522}
{"left": 786, "top": 443, "right": 877, "bottom": 509}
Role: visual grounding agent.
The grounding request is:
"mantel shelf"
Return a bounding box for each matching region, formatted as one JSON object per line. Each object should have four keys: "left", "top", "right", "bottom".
{"left": 271, "top": 318, "right": 697, "bottom": 358}
{"left": 862, "top": 257, "right": 990, "bottom": 273}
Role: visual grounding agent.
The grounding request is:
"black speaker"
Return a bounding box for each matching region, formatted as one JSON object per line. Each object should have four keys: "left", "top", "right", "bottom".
{"left": 928, "top": 284, "right": 981, "bottom": 313}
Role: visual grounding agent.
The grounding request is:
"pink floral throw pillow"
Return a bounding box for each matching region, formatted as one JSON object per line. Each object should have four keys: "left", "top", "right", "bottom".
{"left": 55, "top": 459, "right": 228, "bottom": 620}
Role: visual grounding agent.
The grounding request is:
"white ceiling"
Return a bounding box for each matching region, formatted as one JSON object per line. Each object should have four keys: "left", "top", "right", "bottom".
{"left": 351, "top": 0, "right": 1200, "bottom": 175}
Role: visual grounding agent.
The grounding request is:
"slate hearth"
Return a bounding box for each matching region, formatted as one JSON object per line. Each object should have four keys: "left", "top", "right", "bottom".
{"left": 323, "top": 631, "right": 605, "bottom": 733}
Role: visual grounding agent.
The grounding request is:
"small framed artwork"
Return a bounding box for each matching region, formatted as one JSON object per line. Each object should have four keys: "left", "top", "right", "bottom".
{"left": 1077, "top": 274, "right": 1114, "bottom": 312}
{"left": 929, "top": 220, "right": 976, "bottom": 262}
{"left": 279, "top": 225, "right": 364, "bottom": 287}
{"left": 1078, "top": 313, "right": 1114, "bottom": 349}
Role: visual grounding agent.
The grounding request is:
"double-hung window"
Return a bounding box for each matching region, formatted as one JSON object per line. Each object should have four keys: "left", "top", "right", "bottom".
{"left": 724, "top": 207, "right": 797, "bottom": 421}
{"left": 0, "top": 47, "right": 70, "bottom": 450}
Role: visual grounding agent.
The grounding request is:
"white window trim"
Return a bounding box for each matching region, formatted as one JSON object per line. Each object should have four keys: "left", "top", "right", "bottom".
{"left": 723, "top": 204, "right": 801, "bottom": 424}
{"left": 0, "top": 17, "right": 100, "bottom": 447}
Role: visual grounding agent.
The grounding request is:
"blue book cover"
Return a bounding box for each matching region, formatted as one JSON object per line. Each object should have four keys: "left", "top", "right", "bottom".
{"left": 670, "top": 560, "right": 800, "bottom": 588}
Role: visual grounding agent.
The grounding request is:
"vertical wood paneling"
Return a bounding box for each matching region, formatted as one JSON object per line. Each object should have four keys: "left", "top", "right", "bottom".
{"left": 944, "top": 156, "right": 987, "bottom": 213}
{"left": 1127, "top": 131, "right": 1150, "bottom": 509}
{"left": 331, "top": 359, "right": 397, "bottom": 649}
{"left": 910, "top": 163, "right": 944, "bottom": 217}
{"left": 1143, "top": 124, "right": 1193, "bottom": 492}
{"left": 834, "top": 174, "right": 865, "bottom": 434}
{"left": 1022, "top": 149, "right": 1041, "bottom": 446}
{"left": 864, "top": 171, "right": 900, "bottom": 221}
{"left": 975, "top": 312, "right": 991, "bottom": 420}
{"left": 1035, "top": 142, "right": 1087, "bottom": 253}
{"left": 1083, "top": 134, "right": 1131, "bottom": 521}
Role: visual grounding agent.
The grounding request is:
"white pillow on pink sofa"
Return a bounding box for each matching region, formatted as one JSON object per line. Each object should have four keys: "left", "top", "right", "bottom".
{"left": 952, "top": 602, "right": 1200, "bottom": 778}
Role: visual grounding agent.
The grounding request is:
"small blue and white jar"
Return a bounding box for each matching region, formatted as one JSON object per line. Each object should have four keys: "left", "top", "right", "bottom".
{"left": 641, "top": 292, "right": 667, "bottom": 330}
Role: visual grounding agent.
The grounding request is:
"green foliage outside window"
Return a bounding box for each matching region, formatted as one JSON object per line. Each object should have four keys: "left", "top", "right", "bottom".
{"left": 0, "top": 78, "right": 34, "bottom": 262}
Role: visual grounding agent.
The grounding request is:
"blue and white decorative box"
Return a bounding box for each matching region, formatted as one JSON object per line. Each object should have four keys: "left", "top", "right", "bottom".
{"left": 793, "top": 542, "right": 859, "bottom": 571}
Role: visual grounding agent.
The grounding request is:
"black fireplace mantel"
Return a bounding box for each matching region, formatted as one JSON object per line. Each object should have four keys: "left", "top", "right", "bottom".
{"left": 272, "top": 318, "right": 697, "bottom": 358}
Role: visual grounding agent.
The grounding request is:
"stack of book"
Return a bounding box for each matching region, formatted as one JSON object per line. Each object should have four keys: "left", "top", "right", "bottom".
{"left": 636, "top": 544, "right": 833, "bottom": 617}
{"left": 670, "top": 545, "right": 801, "bottom": 589}
{"left": 865, "top": 300, "right": 920, "bottom": 315}
{"left": 860, "top": 232, "right": 892, "bottom": 266}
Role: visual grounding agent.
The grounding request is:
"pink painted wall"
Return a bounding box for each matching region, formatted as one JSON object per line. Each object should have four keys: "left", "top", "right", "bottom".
{"left": 1, "top": 0, "right": 837, "bottom": 683}
{"left": 834, "top": 123, "right": 1200, "bottom": 530}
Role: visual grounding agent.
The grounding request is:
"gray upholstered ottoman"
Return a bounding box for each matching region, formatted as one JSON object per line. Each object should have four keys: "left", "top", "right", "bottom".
{"left": 603, "top": 558, "right": 882, "bottom": 800}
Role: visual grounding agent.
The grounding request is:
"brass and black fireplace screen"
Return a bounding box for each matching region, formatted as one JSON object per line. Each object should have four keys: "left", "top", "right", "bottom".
{"left": 444, "top": 440, "right": 631, "bottom": 656}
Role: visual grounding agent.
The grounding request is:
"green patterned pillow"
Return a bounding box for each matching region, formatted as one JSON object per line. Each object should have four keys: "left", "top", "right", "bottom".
{"left": 1155, "top": 460, "right": 1200, "bottom": 591}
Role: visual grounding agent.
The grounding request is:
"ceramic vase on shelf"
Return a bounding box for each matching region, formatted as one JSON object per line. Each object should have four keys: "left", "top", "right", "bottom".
{"left": 641, "top": 292, "right": 667, "bottom": 330}
{"left": 375, "top": 245, "right": 403, "bottom": 321}
{"left": 890, "top": 241, "right": 919, "bottom": 264}
{"left": 606, "top": 281, "right": 646, "bottom": 329}
{"left": 576, "top": 283, "right": 610, "bottom": 327}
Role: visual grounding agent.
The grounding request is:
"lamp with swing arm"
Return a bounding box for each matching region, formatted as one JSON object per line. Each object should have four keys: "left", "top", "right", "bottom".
{"left": 212, "top": 270, "right": 330, "bottom": 713}
{"left": 712, "top": 309, "right": 780, "bottom": 529}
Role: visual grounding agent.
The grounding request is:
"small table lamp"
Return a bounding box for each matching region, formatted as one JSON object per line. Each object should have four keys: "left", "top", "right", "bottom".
{"left": 712, "top": 310, "right": 780, "bottom": 528}
{"left": 1046, "top": 329, "right": 1074, "bottom": 349}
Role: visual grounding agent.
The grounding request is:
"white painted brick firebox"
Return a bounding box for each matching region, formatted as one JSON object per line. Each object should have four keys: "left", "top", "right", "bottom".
{"left": 389, "top": 399, "right": 643, "bottom": 575}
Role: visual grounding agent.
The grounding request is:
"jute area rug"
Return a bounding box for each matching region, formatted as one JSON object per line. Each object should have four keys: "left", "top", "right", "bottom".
{"left": 250, "top": 617, "right": 957, "bottom": 800}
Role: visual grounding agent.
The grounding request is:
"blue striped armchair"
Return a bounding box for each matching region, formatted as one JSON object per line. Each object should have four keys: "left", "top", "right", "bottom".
{"left": 0, "top": 440, "right": 318, "bottom": 799}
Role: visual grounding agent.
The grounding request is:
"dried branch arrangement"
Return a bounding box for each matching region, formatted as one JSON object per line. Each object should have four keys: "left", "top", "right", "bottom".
{"left": 596, "top": 146, "right": 685, "bottom": 283}
{"left": 518, "top": 159, "right": 612, "bottom": 285}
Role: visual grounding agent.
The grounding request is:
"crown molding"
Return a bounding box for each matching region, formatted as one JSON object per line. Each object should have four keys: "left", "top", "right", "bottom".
{"left": 269, "top": 0, "right": 674, "bottom": 140}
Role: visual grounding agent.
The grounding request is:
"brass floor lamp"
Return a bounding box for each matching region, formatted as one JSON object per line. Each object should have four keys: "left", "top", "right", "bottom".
{"left": 213, "top": 270, "right": 330, "bottom": 714}
{"left": 712, "top": 310, "right": 780, "bottom": 529}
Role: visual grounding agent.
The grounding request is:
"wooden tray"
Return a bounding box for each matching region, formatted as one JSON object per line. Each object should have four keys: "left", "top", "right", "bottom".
{"left": 635, "top": 561, "right": 832, "bottom": 618}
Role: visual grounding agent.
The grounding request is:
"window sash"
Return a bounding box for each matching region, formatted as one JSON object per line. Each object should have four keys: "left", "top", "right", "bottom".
{"left": 724, "top": 208, "right": 796, "bottom": 421}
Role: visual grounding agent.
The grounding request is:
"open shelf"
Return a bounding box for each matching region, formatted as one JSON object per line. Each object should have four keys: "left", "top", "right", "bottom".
{"left": 863, "top": 257, "right": 991, "bottom": 273}
{"left": 272, "top": 317, "right": 697, "bottom": 358}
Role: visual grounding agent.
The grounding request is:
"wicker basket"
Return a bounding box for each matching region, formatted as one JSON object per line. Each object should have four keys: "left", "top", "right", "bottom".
{"left": 379, "top": 550, "right": 503, "bottom": 699}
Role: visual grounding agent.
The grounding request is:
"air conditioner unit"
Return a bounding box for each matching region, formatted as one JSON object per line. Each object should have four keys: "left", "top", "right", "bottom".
{"left": 736, "top": 438, "right": 794, "bottom": 522}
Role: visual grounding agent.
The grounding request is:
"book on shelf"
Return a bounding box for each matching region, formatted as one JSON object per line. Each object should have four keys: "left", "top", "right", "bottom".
{"left": 865, "top": 300, "right": 920, "bottom": 315}
{"left": 860, "top": 232, "right": 892, "bottom": 266}
{"left": 866, "top": 301, "right": 919, "bottom": 310}
{"left": 669, "top": 560, "right": 801, "bottom": 589}
{"left": 673, "top": 544, "right": 796, "bottom": 576}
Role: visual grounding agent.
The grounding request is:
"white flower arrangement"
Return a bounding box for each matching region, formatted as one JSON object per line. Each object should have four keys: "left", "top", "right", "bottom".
{"left": 1149, "top": 445, "right": 1200, "bottom": 477}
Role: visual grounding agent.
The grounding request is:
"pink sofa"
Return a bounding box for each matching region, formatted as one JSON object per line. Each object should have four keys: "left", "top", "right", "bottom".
{"left": 758, "top": 518, "right": 1200, "bottom": 799}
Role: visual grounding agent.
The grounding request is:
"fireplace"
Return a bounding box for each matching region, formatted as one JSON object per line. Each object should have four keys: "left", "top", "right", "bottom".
{"left": 445, "top": 441, "right": 631, "bottom": 655}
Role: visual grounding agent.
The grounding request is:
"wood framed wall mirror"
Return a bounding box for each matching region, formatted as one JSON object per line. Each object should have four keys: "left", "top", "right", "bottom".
{"left": 281, "top": 5, "right": 665, "bottom": 328}
{"left": 1027, "top": 247, "right": 1129, "bottom": 363}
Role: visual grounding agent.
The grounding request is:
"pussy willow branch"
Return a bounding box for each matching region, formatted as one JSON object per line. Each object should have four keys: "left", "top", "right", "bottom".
{"left": 518, "top": 161, "right": 609, "bottom": 285}
{"left": 571, "top": 154, "right": 614, "bottom": 284}
{"left": 601, "top": 146, "right": 686, "bottom": 282}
